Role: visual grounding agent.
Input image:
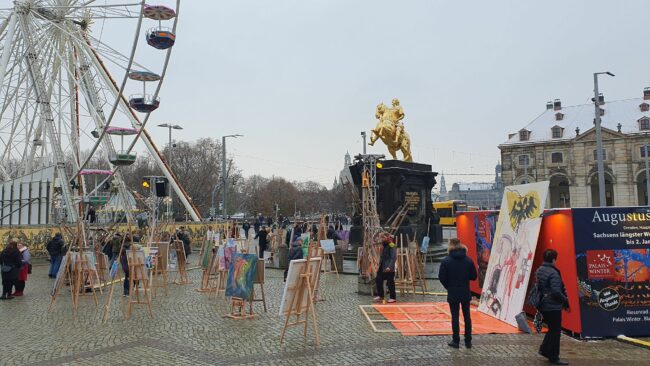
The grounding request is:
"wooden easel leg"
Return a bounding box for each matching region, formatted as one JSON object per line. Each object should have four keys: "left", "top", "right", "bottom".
{"left": 305, "top": 281, "right": 320, "bottom": 346}
{"left": 260, "top": 283, "right": 267, "bottom": 313}
{"left": 331, "top": 253, "right": 339, "bottom": 279}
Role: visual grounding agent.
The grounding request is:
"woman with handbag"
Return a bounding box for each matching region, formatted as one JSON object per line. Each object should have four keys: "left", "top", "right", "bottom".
{"left": 0, "top": 239, "right": 23, "bottom": 300}
{"left": 13, "top": 242, "right": 31, "bottom": 296}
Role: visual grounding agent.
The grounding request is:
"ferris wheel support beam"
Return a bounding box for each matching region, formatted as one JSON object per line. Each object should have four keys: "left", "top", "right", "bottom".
{"left": 16, "top": 10, "right": 77, "bottom": 222}
{"left": 0, "top": 13, "right": 15, "bottom": 90}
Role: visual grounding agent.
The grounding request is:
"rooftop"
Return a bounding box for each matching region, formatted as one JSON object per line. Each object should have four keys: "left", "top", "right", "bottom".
{"left": 501, "top": 96, "right": 650, "bottom": 146}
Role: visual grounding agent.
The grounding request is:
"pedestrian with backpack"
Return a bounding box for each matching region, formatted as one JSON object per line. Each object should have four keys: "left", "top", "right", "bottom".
{"left": 535, "top": 249, "right": 570, "bottom": 365}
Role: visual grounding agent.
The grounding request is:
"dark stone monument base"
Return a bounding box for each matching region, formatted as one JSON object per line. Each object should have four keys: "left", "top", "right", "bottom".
{"left": 348, "top": 159, "right": 441, "bottom": 248}
{"left": 358, "top": 276, "right": 375, "bottom": 295}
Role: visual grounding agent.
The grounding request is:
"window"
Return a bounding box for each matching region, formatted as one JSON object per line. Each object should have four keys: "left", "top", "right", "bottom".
{"left": 518, "top": 154, "right": 530, "bottom": 166}
{"left": 552, "top": 126, "right": 563, "bottom": 138}
{"left": 640, "top": 103, "right": 649, "bottom": 112}
{"left": 519, "top": 130, "right": 530, "bottom": 141}
{"left": 551, "top": 152, "right": 563, "bottom": 163}
{"left": 593, "top": 149, "right": 607, "bottom": 161}
{"left": 640, "top": 118, "right": 650, "bottom": 131}
{"left": 641, "top": 146, "right": 650, "bottom": 158}
{"left": 555, "top": 113, "right": 564, "bottom": 121}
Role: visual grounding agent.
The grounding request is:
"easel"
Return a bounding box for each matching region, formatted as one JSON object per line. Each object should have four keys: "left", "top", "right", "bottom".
{"left": 125, "top": 246, "right": 153, "bottom": 319}
{"left": 395, "top": 234, "right": 416, "bottom": 296}
{"left": 72, "top": 251, "right": 100, "bottom": 307}
{"left": 197, "top": 239, "right": 215, "bottom": 292}
{"left": 321, "top": 247, "right": 339, "bottom": 279}
{"left": 279, "top": 251, "right": 321, "bottom": 346}
{"left": 150, "top": 243, "right": 169, "bottom": 298}
{"left": 251, "top": 259, "right": 267, "bottom": 312}
{"left": 409, "top": 235, "right": 428, "bottom": 295}
{"left": 171, "top": 240, "right": 190, "bottom": 285}
{"left": 224, "top": 254, "right": 258, "bottom": 320}
{"left": 48, "top": 251, "right": 75, "bottom": 313}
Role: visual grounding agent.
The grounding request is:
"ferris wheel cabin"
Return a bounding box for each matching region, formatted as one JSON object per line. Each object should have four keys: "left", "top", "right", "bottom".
{"left": 143, "top": 5, "right": 177, "bottom": 50}
{"left": 106, "top": 127, "right": 139, "bottom": 166}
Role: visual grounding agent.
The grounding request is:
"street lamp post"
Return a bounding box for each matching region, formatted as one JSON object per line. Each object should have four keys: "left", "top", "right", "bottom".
{"left": 360, "top": 131, "right": 367, "bottom": 155}
{"left": 593, "top": 71, "right": 614, "bottom": 207}
{"left": 158, "top": 123, "right": 183, "bottom": 218}
{"left": 645, "top": 133, "right": 650, "bottom": 205}
{"left": 221, "top": 134, "right": 243, "bottom": 218}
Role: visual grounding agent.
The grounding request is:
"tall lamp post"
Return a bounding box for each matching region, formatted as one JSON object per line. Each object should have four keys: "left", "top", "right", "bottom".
{"left": 222, "top": 134, "right": 243, "bottom": 218}
{"left": 644, "top": 133, "right": 650, "bottom": 205}
{"left": 158, "top": 123, "right": 183, "bottom": 218}
{"left": 360, "top": 131, "right": 367, "bottom": 154}
{"left": 593, "top": 71, "right": 614, "bottom": 207}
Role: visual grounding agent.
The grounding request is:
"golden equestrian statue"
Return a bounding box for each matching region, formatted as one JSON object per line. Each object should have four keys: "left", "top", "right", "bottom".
{"left": 368, "top": 98, "right": 413, "bottom": 162}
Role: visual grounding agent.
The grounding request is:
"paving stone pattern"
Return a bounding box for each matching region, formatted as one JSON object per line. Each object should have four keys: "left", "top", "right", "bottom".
{"left": 0, "top": 261, "right": 648, "bottom": 366}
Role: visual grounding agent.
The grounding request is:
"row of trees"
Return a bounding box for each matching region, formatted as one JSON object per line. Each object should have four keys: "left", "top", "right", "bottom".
{"left": 105, "top": 138, "right": 348, "bottom": 219}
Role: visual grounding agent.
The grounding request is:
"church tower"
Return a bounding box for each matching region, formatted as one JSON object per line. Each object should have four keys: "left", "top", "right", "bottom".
{"left": 440, "top": 172, "right": 447, "bottom": 194}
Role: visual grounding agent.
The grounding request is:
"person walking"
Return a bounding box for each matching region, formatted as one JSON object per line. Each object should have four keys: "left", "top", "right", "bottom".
{"left": 255, "top": 226, "right": 269, "bottom": 259}
{"left": 242, "top": 221, "right": 251, "bottom": 239}
{"left": 373, "top": 233, "right": 397, "bottom": 303}
{"left": 438, "top": 238, "right": 477, "bottom": 349}
{"left": 119, "top": 238, "right": 132, "bottom": 297}
{"left": 0, "top": 240, "right": 23, "bottom": 300}
{"left": 46, "top": 233, "right": 65, "bottom": 278}
{"left": 536, "top": 249, "right": 570, "bottom": 365}
{"left": 13, "top": 243, "right": 30, "bottom": 296}
{"left": 284, "top": 238, "right": 304, "bottom": 281}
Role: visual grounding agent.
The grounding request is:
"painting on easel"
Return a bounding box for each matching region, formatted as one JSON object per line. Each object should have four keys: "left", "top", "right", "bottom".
{"left": 319, "top": 239, "right": 335, "bottom": 254}
{"left": 225, "top": 253, "right": 258, "bottom": 300}
{"left": 278, "top": 257, "right": 322, "bottom": 316}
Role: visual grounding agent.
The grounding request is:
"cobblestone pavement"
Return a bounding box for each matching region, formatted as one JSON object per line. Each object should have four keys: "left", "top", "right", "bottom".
{"left": 0, "top": 261, "right": 648, "bottom": 366}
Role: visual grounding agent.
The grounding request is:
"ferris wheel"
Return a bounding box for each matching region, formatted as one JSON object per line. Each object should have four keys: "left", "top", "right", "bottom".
{"left": 0, "top": 0, "right": 200, "bottom": 224}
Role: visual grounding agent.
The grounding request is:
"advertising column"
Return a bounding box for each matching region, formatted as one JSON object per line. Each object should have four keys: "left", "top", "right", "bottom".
{"left": 572, "top": 207, "right": 650, "bottom": 337}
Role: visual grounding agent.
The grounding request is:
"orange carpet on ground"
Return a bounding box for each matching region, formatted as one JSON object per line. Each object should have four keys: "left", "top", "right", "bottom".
{"left": 370, "top": 302, "right": 525, "bottom": 336}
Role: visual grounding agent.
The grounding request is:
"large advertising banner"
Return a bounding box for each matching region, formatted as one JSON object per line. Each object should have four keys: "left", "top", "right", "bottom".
{"left": 478, "top": 181, "right": 549, "bottom": 326}
{"left": 457, "top": 211, "right": 499, "bottom": 295}
{"left": 573, "top": 207, "right": 650, "bottom": 337}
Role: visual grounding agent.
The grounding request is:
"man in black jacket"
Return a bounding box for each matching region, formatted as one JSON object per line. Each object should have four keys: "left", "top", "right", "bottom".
{"left": 438, "top": 238, "right": 477, "bottom": 349}
{"left": 373, "top": 233, "right": 397, "bottom": 303}
{"left": 255, "top": 226, "right": 269, "bottom": 259}
{"left": 46, "top": 233, "right": 65, "bottom": 278}
{"left": 536, "top": 249, "right": 569, "bottom": 365}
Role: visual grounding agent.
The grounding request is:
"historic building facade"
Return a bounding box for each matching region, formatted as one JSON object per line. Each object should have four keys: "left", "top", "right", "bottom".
{"left": 436, "top": 165, "right": 504, "bottom": 209}
{"left": 499, "top": 89, "right": 650, "bottom": 208}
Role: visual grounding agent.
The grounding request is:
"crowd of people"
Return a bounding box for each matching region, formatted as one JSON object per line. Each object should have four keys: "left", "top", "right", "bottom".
{"left": 0, "top": 218, "right": 571, "bottom": 364}
{"left": 0, "top": 239, "right": 31, "bottom": 299}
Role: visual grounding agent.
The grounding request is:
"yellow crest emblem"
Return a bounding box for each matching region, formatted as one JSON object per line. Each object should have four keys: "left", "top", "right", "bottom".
{"left": 506, "top": 190, "right": 541, "bottom": 232}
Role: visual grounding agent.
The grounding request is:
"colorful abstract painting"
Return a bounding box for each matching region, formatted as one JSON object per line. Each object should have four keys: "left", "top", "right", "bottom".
{"left": 478, "top": 181, "right": 549, "bottom": 326}
{"left": 225, "top": 253, "right": 258, "bottom": 299}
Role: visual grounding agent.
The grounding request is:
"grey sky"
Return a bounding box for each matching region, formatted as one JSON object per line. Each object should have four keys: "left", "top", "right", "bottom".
{"left": 127, "top": 0, "right": 649, "bottom": 187}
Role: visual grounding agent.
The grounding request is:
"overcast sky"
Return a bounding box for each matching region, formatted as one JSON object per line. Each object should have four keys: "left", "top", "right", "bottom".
{"left": 108, "top": 0, "right": 650, "bottom": 188}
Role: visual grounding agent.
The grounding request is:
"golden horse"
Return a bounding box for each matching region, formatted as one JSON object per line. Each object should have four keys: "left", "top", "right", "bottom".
{"left": 368, "top": 103, "right": 413, "bottom": 162}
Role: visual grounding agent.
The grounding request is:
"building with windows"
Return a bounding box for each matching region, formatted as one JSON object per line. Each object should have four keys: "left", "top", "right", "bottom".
{"left": 443, "top": 164, "right": 504, "bottom": 209}
{"left": 499, "top": 88, "right": 650, "bottom": 208}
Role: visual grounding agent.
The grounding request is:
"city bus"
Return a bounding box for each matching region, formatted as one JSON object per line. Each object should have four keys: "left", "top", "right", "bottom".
{"left": 432, "top": 200, "right": 468, "bottom": 226}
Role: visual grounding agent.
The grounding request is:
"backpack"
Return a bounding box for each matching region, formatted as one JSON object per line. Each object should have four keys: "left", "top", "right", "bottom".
{"left": 526, "top": 280, "right": 543, "bottom": 308}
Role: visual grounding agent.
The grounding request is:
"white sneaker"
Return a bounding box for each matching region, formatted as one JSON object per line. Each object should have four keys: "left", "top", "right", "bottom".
{"left": 373, "top": 296, "right": 381, "bottom": 302}
{"left": 387, "top": 299, "right": 396, "bottom": 303}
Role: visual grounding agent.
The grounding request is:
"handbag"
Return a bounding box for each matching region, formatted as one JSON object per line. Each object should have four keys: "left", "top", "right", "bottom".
{"left": 27, "top": 263, "right": 32, "bottom": 274}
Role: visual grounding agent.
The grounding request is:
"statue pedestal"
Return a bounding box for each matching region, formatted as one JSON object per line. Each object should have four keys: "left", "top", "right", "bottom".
{"left": 348, "top": 160, "right": 441, "bottom": 248}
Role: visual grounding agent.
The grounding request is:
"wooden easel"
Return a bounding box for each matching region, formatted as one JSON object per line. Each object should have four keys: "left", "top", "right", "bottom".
{"left": 126, "top": 246, "right": 153, "bottom": 319}
{"left": 279, "top": 252, "right": 321, "bottom": 346}
{"left": 395, "top": 235, "right": 416, "bottom": 296}
{"left": 224, "top": 255, "right": 257, "bottom": 320}
{"left": 172, "top": 240, "right": 190, "bottom": 285}
{"left": 251, "top": 259, "right": 267, "bottom": 312}
{"left": 48, "top": 251, "right": 75, "bottom": 313}
{"left": 197, "top": 240, "right": 215, "bottom": 292}
{"left": 72, "top": 252, "right": 99, "bottom": 308}
{"left": 321, "top": 249, "right": 339, "bottom": 278}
